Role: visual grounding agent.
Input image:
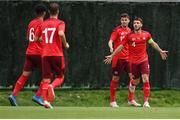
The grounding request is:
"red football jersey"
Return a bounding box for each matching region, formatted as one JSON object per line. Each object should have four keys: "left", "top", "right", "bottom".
{"left": 26, "top": 18, "right": 43, "bottom": 55}
{"left": 122, "top": 30, "right": 152, "bottom": 64}
{"left": 110, "top": 26, "right": 131, "bottom": 60}
{"left": 35, "top": 18, "right": 65, "bottom": 57}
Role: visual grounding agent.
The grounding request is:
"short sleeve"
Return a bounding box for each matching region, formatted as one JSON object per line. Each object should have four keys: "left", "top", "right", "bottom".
{"left": 110, "top": 29, "right": 118, "bottom": 42}
{"left": 146, "top": 32, "right": 152, "bottom": 41}
{"left": 57, "top": 22, "right": 65, "bottom": 32}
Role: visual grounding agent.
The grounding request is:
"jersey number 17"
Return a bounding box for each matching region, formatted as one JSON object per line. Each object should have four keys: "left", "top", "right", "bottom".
{"left": 43, "top": 28, "right": 56, "bottom": 44}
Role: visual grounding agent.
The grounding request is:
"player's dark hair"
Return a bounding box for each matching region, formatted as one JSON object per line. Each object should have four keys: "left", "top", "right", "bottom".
{"left": 134, "top": 17, "right": 143, "bottom": 24}
{"left": 120, "top": 13, "right": 130, "bottom": 19}
{"left": 49, "top": 2, "right": 59, "bottom": 15}
{"left": 35, "top": 4, "right": 47, "bottom": 16}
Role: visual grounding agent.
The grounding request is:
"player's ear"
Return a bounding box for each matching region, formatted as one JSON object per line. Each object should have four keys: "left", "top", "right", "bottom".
{"left": 127, "top": 19, "right": 130, "bottom": 23}
{"left": 140, "top": 23, "right": 143, "bottom": 27}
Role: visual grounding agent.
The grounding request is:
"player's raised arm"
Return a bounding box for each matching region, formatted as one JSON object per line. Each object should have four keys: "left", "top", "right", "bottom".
{"left": 148, "top": 38, "right": 168, "bottom": 60}
{"left": 104, "top": 44, "right": 124, "bottom": 64}
{"left": 108, "top": 40, "right": 114, "bottom": 53}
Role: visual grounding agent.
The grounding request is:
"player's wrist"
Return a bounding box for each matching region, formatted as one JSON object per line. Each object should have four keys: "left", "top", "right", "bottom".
{"left": 110, "top": 48, "right": 113, "bottom": 52}
{"left": 159, "top": 49, "right": 163, "bottom": 54}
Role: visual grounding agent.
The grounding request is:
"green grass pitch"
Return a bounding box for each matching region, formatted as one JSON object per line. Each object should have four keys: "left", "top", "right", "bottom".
{"left": 0, "top": 106, "right": 180, "bottom": 119}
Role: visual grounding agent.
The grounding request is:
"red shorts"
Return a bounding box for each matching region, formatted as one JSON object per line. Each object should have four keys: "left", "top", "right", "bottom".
{"left": 112, "top": 56, "right": 130, "bottom": 76}
{"left": 131, "top": 60, "right": 150, "bottom": 79}
{"left": 23, "top": 55, "right": 41, "bottom": 71}
{"left": 42, "top": 56, "right": 65, "bottom": 78}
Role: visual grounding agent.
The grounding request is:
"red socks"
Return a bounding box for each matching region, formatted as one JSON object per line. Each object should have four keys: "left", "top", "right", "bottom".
{"left": 128, "top": 80, "right": 150, "bottom": 102}
{"left": 41, "top": 81, "right": 50, "bottom": 101}
{"left": 12, "top": 75, "right": 28, "bottom": 96}
{"left": 52, "top": 75, "right": 64, "bottom": 88}
{"left": 143, "top": 82, "right": 150, "bottom": 102}
{"left": 110, "top": 80, "right": 118, "bottom": 102}
{"left": 37, "top": 75, "right": 64, "bottom": 99}
{"left": 35, "top": 81, "right": 44, "bottom": 97}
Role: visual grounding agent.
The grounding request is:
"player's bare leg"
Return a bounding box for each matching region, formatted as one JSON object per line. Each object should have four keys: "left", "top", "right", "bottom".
{"left": 142, "top": 74, "right": 150, "bottom": 108}
{"left": 128, "top": 73, "right": 139, "bottom": 105}
{"left": 110, "top": 76, "right": 119, "bottom": 107}
{"left": 128, "top": 78, "right": 141, "bottom": 107}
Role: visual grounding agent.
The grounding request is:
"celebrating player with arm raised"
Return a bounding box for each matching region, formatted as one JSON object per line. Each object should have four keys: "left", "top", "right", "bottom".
{"left": 105, "top": 17, "right": 168, "bottom": 108}
{"left": 108, "top": 13, "right": 140, "bottom": 107}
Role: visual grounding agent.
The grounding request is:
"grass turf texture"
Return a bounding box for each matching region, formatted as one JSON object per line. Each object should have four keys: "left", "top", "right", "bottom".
{"left": 1, "top": 89, "right": 180, "bottom": 118}
{"left": 1, "top": 89, "right": 180, "bottom": 107}
{"left": 0, "top": 106, "right": 180, "bottom": 119}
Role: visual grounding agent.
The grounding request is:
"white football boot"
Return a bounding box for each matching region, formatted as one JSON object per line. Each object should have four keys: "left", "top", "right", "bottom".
{"left": 44, "top": 101, "right": 53, "bottom": 109}
{"left": 143, "top": 101, "right": 150, "bottom": 108}
{"left": 128, "top": 100, "right": 141, "bottom": 107}
{"left": 110, "top": 101, "right": 119, "bottom": 108}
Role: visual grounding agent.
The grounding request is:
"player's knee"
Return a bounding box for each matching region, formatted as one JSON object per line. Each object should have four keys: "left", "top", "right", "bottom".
{"left": 22, "top": 71, "right": 31, "bottom": 77}
{"left": 57, "top": 74, "right": 64, "bottom": 79}
{"left": 43, "top": 78, "right": 51, "bottom": 83}
{"left": 128, "top": 73, "right": 133, "bottom": 80}
{"left": 142, "top": 75, "right": 149, "bottom": 83}
{"left": 133, "top": 79, "right": 140, "bottom": 85}
{"left": 112, "top": 76, "right": 120, "bottom": 81}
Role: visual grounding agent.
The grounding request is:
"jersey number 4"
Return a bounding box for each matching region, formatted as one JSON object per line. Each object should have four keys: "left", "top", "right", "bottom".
{"left": 132, "top": 42, "right": 136, "bottom": 47}
{"left": 43, "top": 28, "right": 56, "bottom": 44}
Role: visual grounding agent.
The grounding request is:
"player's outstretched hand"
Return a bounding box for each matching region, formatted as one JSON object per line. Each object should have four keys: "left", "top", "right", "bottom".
{"left": 160, "top": 50, "right": 168, "bottom": 60}
{"left": 64, "top": 42, "right": 69, "bottom": 49}
{"left": 104, "top": 55, "right": 113, "bottom": 64}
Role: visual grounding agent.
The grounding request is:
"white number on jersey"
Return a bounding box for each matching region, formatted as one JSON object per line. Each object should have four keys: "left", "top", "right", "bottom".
{"left": 132, "top": 42, "right": 136, "bottom": 47}
{"left": 29, "top": 28, "right": 35, "bottom": 42}
{"left": 42, "top": 28, "right": 56, "bottom": 44}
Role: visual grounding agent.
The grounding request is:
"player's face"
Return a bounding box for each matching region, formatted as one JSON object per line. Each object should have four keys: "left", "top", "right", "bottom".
{"left": 133, "top": 20, "right": 142, "bottom": 31}
{"left": 120, "top": 17, "right": 130, "bottom": 27}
